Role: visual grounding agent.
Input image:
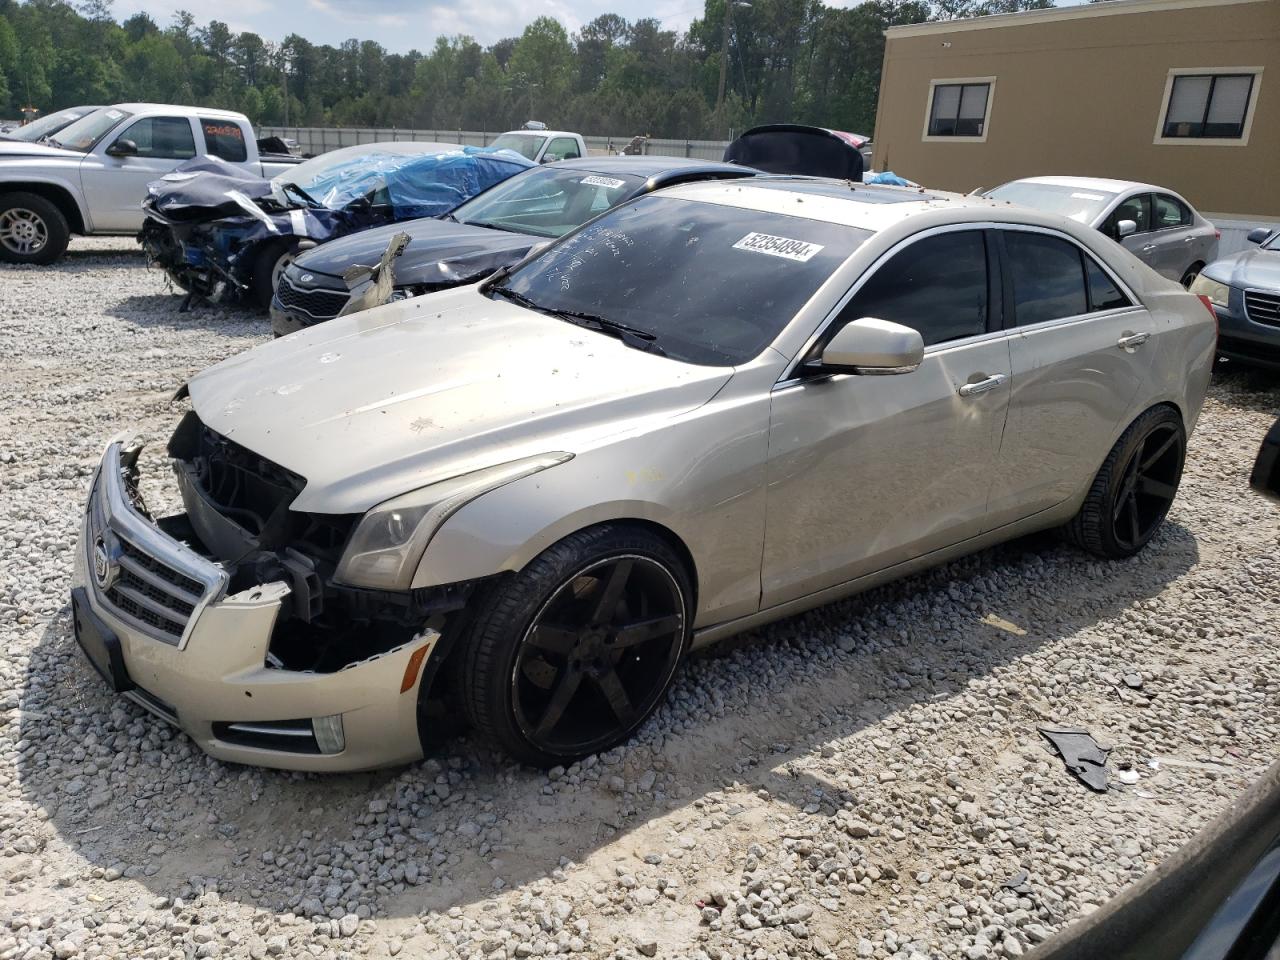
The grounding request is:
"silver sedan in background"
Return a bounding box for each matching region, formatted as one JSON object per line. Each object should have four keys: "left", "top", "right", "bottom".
{"left": 985, "top": 175, "right": 1219, "bottom": 287}
{"left": 73, "top": 180, "right": 1216, "bottom": 771}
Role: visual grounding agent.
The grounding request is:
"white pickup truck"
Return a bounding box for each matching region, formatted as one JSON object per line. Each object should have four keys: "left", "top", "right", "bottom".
{"left": 487, "top": 129, "right": 589, "bottom": 164}
{"left": 0, "top": 103, "right": 301, "bottom": 264}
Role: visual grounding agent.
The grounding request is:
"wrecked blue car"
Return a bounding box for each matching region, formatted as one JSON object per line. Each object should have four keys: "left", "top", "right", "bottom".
{"left": 138, "top": 141, "right": 534, "bottom": 309}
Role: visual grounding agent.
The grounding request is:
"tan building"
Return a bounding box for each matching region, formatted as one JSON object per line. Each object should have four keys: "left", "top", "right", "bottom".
{"left": 873, "top": 0, "right": 1279, "bottom": 240}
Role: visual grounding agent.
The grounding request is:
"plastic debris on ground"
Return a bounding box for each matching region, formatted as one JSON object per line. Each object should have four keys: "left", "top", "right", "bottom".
{"left": 1039, "top": 726, "right": 1112, "bottom": 792}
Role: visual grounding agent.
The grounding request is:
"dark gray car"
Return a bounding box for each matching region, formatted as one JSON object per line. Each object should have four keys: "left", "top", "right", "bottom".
{"left": 271, "top": 156, "right": 757, "bottom": 335}
{"left": 1192, "top": 227, "right": 1280, "bottom": 369}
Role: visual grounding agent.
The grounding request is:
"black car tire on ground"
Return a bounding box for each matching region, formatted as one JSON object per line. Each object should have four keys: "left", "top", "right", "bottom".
{"left": 251, "top": 240, "right": 300, "bottom": 311}
{"left": 1181, "top": 261, "right": 1205, "bottom": 289}
{"left": 460, "top": 523, "right": 692, "bottom": 767}
{"left": 0, "top": 192, "right": 70, "bottom": 265}
{"left": 1063, "top": 405, "right": 1186, "bottom": 558}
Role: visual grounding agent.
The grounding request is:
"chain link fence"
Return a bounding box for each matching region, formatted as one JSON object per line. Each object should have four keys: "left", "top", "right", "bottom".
{"left": 259, "top": 126, "right": 732, "bottom": 162}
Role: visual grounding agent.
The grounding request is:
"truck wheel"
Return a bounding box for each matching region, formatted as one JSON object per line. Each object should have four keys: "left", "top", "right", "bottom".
{"left": 0, "top": 192, "right": 70, "bottom": 265}
{"left": 251, "top": 241, "right": 299, "bottom": 311}
{"left": 460, "top": 524, "right": 692, "bottom": 766}
{"left": 1062, "top": 406, "right": 1185, "bottom": 559}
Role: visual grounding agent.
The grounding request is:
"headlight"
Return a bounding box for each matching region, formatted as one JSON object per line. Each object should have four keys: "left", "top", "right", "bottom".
{"left": 1189, "top": 274, "right": 1231, "bottom": 308}
{"left": 333, "top": 453, "right": 573, "bottom": 590}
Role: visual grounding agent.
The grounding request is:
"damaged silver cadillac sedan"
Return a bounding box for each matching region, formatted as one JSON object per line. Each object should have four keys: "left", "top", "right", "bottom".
{"left": 73, "top": 179, "right": 1217, "bottom": 771}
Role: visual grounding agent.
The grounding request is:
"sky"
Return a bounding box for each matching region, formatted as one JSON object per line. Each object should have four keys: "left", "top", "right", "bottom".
{"left": 110, "top": 0, "right": 720, "bottom": 53}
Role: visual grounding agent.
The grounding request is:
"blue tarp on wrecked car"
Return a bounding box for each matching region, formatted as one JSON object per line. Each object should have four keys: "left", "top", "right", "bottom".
{"left": 139, "top": 143, "right": 534, "bottom": 307}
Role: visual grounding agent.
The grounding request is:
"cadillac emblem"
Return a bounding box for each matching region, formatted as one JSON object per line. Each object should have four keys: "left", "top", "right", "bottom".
{"left": 92, "top": 536, "right": 116, "bottom": 590}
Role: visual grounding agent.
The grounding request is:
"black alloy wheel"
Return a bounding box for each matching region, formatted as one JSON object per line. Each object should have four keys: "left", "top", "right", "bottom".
{"left": 512, "top": 554, "right": 685, "bottom": 757}
{"left": 1110, "top": 422, "right": 1182, "bottom": 551}
{"left": 1064, "top": 405, "right": 1186, "bottom": 559}
{"left": 458, "top": 524, "right": 691, "bottom": 766}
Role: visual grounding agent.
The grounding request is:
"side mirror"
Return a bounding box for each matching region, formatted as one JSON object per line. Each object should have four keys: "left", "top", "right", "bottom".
{"left": 1247, "top": 227, "right": 1272, "bottom": 245}
{"left": 106, "top": 138, "right": 138, "bottom": 158}
{"left": 815, "top": 317, "right": 924, "bottom": 375}
{"left": 1116, "top": 219, "right": 1138, "bottom": 239}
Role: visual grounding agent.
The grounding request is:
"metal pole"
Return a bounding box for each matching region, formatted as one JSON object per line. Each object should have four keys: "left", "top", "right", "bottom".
{"left": 715, "top": 0, "right": 731, "bottom": 115}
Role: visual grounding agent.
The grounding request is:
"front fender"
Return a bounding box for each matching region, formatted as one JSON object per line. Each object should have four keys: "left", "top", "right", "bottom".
{"left": 0, "top": 166, "right": 91, "bottom": 229}
{"left": 410, "top": 384, "right": 774, "bottom": 628}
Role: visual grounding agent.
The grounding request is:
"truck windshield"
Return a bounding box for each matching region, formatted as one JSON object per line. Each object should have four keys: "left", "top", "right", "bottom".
{"left": 490, "top": 134, "right": 546, "bottom": 161}
{"left": 491, "top": 195, "right": 871, "bottom": 366}
{"left": 47, "top": 107, "right": 132, "bottom": 152}
{"left": 8, "top": 108, "right": 93, "bottom": 143}
{"left": 455, "top": 166, "right": 643, "bottom": 238}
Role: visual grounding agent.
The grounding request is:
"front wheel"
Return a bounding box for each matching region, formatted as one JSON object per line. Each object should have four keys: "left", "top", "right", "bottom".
{"left": 250, "top": 240, "right": 299, "bottom": 311}
{"left": 1063, "top": 406, "right": 1186, "bottom": 558}
{"left": 0, "top": 192, "right": 70, "bottom": 265}
{"left": 460, "top": 524, "right": 692, "bottom": 766}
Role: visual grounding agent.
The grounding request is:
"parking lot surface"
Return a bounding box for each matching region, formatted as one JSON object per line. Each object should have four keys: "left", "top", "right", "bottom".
{"left": 1, "top": 238, "right": 1278, "bottom": 960}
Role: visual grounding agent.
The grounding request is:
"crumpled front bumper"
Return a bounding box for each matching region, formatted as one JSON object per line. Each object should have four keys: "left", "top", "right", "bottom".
{"left": 71, "top": 438, "right": 438, "bottom": 772}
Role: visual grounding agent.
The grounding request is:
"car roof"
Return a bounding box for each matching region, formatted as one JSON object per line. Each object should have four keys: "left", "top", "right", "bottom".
{"left": 498, "top": 129, "right": 577, "bottom": 138}
{"left": 1007, "top": 175, "right": 1165, "bottom": 195}
{"left": 110, "top": 103, "right": 245, "bottom": 120}
{"left": 552, "top": 156, "right": 749, "bottom": 179}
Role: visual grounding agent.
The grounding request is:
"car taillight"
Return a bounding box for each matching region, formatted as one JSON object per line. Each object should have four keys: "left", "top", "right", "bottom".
{"left": 1215, "top": 230, "right": 1222, "bottom": 240}
{"left": 1197, "top": 294, "right": 1219, "bottom": 336}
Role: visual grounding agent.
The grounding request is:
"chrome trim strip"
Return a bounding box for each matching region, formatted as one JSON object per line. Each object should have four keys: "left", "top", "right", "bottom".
{"left": 224, "top": 722, "right": 314, "bottom": 738}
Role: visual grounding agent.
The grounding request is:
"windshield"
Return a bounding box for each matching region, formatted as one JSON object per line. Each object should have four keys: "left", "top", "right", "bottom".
{"left": 48, "top": 107, "right": 131, "bottom": 152}
{"left": 1265, "top": 232, "right": 1280, "bottom": 251}
{"left": 9, "top": 108, "right": 92, "bottom": 143}
{"left": 490, "top": 133, "right": 545, "bottom": 161}
{"left": 985, "top": 181, "right": 1119, "bottom": 225}
{"left": 493, "top": 195, "right": 871, "bottom": 366}
{"left": 455, "top": 166, "right": 644, "bottom": 238}
{"left": 275, "top": 141, "right": 458, "bottom": 206}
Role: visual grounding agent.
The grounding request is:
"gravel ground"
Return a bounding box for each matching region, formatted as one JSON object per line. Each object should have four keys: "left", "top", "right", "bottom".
{"left": 1, "top": 237, "right": 1278, "bottom": 960}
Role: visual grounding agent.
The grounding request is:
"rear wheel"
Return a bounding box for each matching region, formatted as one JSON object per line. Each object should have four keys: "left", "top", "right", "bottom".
{"left": 1063, "top": 406, "right": 1186, "bottom": 558}
{"left": 0, "top": 192, "right": 70, "bottom": 265}
{"left": 460, "top": 524, "right": 691, "bottom": 766}
{"left": 1181, "top": 262, "right": 1205, "bottom": 288}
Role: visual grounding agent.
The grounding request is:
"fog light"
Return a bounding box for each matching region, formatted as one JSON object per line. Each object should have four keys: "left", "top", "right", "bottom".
{"left": 312, "top": 714, "right": 345, "bottom": 754}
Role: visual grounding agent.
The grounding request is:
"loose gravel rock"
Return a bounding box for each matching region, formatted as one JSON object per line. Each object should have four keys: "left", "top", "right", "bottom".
{"left": 2, "top": 238, "right": 1278, "bottom": 959}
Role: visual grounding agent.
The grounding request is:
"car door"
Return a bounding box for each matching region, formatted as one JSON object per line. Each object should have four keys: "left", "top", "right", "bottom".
{"left": 761, "top": 228, "right": 1014, "bottom": 608}
{"left": 79, "top": 115, "right": 198, "bottom": 232}
{"left": 987, "top": 226, "right": 1156, "bottom": 525}
{"left": 1150, "top": 193, "right": 1203, "bottom": 282}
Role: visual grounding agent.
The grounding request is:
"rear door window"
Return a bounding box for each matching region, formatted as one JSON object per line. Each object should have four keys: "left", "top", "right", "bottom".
{"left": 1152, "top": 193, "right": 1192, "bottom": 229}
{"left": 200, "top": 119, "right": 247, "bottom": 162}
{"left": 840, "top": 231, "right": 990, "bottom": 347}
{"left": 1004, "top": 231, "right": 1090, "bottom": 325}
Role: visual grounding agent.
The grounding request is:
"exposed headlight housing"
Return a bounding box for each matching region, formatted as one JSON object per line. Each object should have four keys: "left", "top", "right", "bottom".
{"left": 333, "top": 453, "right": 573, "bottom": 590}
{"left": 1189, "top": 274, "right": 1231, "bottom": 308}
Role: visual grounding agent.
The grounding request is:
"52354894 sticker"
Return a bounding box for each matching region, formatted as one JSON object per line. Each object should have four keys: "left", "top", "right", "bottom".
{"left": 732, "top": 232, "right": 824, "bottom": 262}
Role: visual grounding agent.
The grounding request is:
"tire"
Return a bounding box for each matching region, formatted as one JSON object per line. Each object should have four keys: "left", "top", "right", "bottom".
{"left": 1181, "top": 262, "right": 1204, "bottom": 289}
{"left": 460, "top": 524, "right": 692, "bottom": 766}
{"left": 1062, "top": 406, "right": 1186, "bottom": 559}
{"left": 250, "top": 241, "right": 298, "bottom": 311}
{"left": 0, "top": 192, "right": 70, "bottom": 265}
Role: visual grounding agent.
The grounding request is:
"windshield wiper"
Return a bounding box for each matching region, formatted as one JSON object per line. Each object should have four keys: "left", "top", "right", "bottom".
{"left": 488, "top": 288, "right": 666, "bottom": 355}
{"left": 556, "top": 310, "right": 667, "bottom": 356}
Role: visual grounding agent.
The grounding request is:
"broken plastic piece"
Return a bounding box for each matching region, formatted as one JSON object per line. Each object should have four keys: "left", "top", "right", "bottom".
{"left": 1039, "top": 726, "right": 1112, "bottom": 792}
{"left": 339, "top": 231, "right": 412, "bottom": 317}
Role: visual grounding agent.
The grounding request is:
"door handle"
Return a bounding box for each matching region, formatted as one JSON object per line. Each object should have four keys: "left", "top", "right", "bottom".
{"left": 1183, "top": 236, "right": 1195, "bottom": 243}
{"left": 958, "top": 373, "right": 1008, "bottom": 397}
{"left": 1117, "top": 332, "right": 1150, "bottom": 350}
{"left": 1142, "top": 244, "right": 1157, "bottom": 253}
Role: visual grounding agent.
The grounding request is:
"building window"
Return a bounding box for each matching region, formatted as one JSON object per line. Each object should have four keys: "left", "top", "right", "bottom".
{"left": 924, "top": 79, "right": 994, "bottom": 141}
{"left": 1156, "top": 68, "right": 1263, "bottom": 145}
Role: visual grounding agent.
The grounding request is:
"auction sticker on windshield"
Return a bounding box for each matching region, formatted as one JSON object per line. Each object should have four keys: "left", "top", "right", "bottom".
{"left": 733, "top": 232, "right": 824, "bottom": 262}
{"left": 580, "top": 176, "right": 626, "bottom": 189}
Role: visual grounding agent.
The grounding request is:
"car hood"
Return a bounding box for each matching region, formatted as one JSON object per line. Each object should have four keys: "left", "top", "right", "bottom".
{"left": 1204, "top": 245, "right": 1280, "bottom": 291}
{"left": 0, "top": 140, "right": 85, "bottom": 160}
{"left": 187, "top": 285, "right": 732, "bottom": 513}
{"left": 292, "top": 217, "right": 538, "bottom": 289}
